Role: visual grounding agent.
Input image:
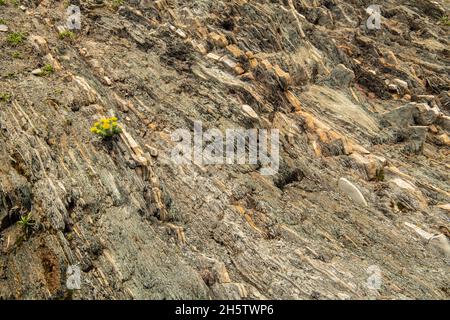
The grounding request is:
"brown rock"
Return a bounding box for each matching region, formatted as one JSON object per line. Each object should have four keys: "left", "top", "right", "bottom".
{"left": 209, "top": 32, "right": 228, "bottom": 48}
{"left": 273, "top": 65, "right": 291, "bottom": 90}
{"left": 226, "top": 44, "right": 244, "bottom": 59}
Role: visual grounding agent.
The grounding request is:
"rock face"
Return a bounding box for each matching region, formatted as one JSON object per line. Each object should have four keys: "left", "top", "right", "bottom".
{"left": 0, "top": 0, "right": 449, "bottom": 300}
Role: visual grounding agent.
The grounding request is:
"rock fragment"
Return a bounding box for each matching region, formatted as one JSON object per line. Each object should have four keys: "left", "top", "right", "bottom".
{"left": 209, "top": 32, "right": 228, "bottom": 48}
{"left": 414, "top": 103, "right": 439, "bottom": 126}
{"left": 327, "top": 64, "right": 355, "bottom": 88}
{"left": 404, "top": 222, "right": 450, "bottom": 258}
{"left": 226, "top": 44, "right": 244, "bottom": 59}
{"left": 383, "top": 104, "right": 416, "bottom": 127}
{"left": 241, "top": 104, "right": 259, "bottom": 120}
{"left": 29, "top": 35, "right": 49, "bottom": 54}
{"left": 405, "top": 126, "right": 427, "bottom": 154}
{"left": 382, "top": 50, "right": 398, "bottom": 65}
{"left": 350, "top": 153, "right": 386, "bottom": 181}
{"left": 436, "top": 115, "right": 450, "bottom": 131}
{"left": 392, "top": 79, "right": 408, "bottom": 91}
{"left": 338, "top": 178, "right": 367, "bottom": 207}
{"left": 273, "top": 65, "right": 292, "bottom": 90}
{"left": 383, "top": 103, "right": 439, "bottom": 127}
{"left": 388, "top": 177, "right": 427, "bottom": 210}
{"left": 31, "top": 68, "right": 43, "bottom": 75}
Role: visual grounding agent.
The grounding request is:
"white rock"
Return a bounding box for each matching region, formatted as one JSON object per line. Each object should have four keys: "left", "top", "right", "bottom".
{"left": 175, "top": 29, "right": 187, "bottom": 38}
{"left": 206, "top": 52, "right": 221, "bottom": 61}
{"left": 220, "top": 56, "right": 237, "bottom": 69}
{"left": 390, "top": 177, "right": 416, "bottom": 192}
{"left": 103, "top": 76, "right": 112, "bottom": 86}
{"left": 31, "top": 68, "right": 42, "bottom": 75}
{"left": 242, "top": 104, "right": 259, "bottom": 119}
{"left": 0, "top": 24, "right": 8, "bottom": 32}
{"left": 56, "top": 25, "right": 67, "bottom": 33}
{"left": 404, "top": 222, "right": 450, "bottom": 258}
{"left": 436, "top": 204, "right": 450, "bottom": 212}
{"left": 404, "top": 222, "right": 434, "bottom": 241}
{"left": 388, "top": 84, "right": 398, "bottom": 92}
{"left": 338, "top": 178, "right": 368, "bottom": 207}
{"left": 79, "top": 47, "right": 88, "bottom": 56}
{"left": 393, "top": 78, "right": 408, "bottom": 90}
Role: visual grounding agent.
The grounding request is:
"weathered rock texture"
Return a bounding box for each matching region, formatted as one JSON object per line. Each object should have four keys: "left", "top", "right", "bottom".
{"left": 0, "top": 0, "right": 449, "bottom": 299}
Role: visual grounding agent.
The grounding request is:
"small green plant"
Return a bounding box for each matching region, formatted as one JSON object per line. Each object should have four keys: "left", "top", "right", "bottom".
{"left": 59, "top": 30, "right": 75, "bottom": 40}
{"left": 90, "top": 117, "right": 122, "bottom": 138}
{"left": 374, "top": 168, "right": 385, "bottom": 181}
{"left": 17, "top": 212, "right": 35, "bottom": 234}
{"left": 11, "top": 51, "right": 22, "bottom": 59}
{"left": 42, "top": 63, "right": 54, "bottom": 75}
{"left": 111, "top": 0, "right": 124, "bottom": 10}
{"left": 7, "top": 32, "right": 25, "bottom": 46}
{"left": 10, "top": 0, "right": 20, "bottom": 6}
{"left": 440, "top": 15, "right": 450, "bottom": 26}
{"left": 35, "top": 63, "right": 54, "bottom": 76}
{"left": 0, "top": 0, "right": 6, "bottom": 6}
{"left": 0, "top": 19, "right": 6, "bottom": 24}
{"left": 3, "top": 72, "right": 15, "bottom": 78}
{"left": 0, "top": 92, "right": 11, "bottom": 103}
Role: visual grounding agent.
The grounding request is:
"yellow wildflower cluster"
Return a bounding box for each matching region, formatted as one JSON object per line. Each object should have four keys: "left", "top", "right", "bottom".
{"left": 90, "top": 117, "right": 121, "bottom": 139}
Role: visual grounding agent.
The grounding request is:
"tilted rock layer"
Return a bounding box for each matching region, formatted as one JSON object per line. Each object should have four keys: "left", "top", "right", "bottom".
{"left": 0, "top": 0, "right": 449, "bottom": 299}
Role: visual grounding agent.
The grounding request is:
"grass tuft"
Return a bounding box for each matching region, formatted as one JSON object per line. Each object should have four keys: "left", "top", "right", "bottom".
{"left": 7, "top": 32, "right": 25, "bottom": 46}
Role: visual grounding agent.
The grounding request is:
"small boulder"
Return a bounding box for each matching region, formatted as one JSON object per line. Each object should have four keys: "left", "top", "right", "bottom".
{"left": 328, "top": 64, "right": 355, "bottom": 88}
{"left": 405, "top": 126, "right": 427, "bottom": 154}
{"left": 383, "top": 50, "right": 398, "bottom": 65}
{"left": 404, "top": 222, "right": 450, "bottom": 258}
{"left": 29, "top": 35, "right": 49, "bottom": 54}
{"left": 393, "top": 79, "right": 409, "bottom": 91}
{"left": 415, "top": 103, "right": 439, "bottom": 126}
{"left": 209, "top": 32, "right": 228, "bottom": 48}
{"left": 226, "top": 44, "right": 244, "bottom": 59}
{"left": 350, "top": 153, "right": 386, "bottom": 181}
{"left": 389, "top": 177, "right": 427, "bottom": 210}
{"left": 273, "top": 65, "right": 292, "bottom": 90}
{"left": 436, "top": 133, "right": 450, "bottom": 146}
{"left": 435, "top": 115, "right": 450, "bottom": 131}
{"left": 384, "top": 102, "right": 439, "bottom": 127}
{"left": 383, "top": 104, "right": 416, "bottom": 127}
